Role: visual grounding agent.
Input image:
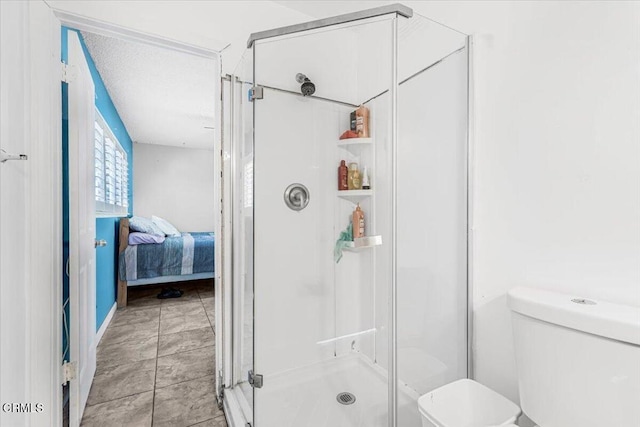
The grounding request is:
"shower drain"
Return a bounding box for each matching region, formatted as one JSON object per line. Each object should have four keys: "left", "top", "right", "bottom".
{"left": 336, "top": 392, "right": 356, "bottom": 405}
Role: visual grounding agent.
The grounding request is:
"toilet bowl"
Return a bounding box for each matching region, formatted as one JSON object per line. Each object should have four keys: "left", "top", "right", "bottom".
{"left": 417, "top": 379, "right": 521, "bottom": 427}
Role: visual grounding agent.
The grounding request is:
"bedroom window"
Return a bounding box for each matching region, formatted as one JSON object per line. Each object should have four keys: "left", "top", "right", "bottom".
{"left": 95, "top": 110, "right": 129, "bottom": 216}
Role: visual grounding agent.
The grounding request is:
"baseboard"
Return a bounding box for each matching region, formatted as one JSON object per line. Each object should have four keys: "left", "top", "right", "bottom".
{"left": 96, "top": 302, "right": 117, "bottom": 345}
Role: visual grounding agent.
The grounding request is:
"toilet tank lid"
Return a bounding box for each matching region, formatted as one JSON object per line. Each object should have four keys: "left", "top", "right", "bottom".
{"left": 507, "top": 287, "right": 640, "bottom": 345}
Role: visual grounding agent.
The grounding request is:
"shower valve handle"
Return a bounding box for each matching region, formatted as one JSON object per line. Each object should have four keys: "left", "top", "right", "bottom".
{"left": 284, "top": 183, "right": 310, "bottom": 211}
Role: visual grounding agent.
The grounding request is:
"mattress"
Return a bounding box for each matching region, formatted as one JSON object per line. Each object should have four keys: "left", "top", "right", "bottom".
{"left": 119, "top": 232, "right": 214, "bottom": 281}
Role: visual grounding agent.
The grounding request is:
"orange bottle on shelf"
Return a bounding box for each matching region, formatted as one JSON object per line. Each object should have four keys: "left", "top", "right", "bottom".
{"left": 355, "top": 105, "right": 370, "bottom": 138}
{"left": 338, "top": 160, "right": 348, "bottom": 191}
{"left": 352, "top": 203, "right": 365, "bottom": 238}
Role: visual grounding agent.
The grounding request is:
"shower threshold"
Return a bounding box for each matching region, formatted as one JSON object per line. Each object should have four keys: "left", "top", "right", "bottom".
{"left": 256, "top": 353, "right": 421, "bottom": 427}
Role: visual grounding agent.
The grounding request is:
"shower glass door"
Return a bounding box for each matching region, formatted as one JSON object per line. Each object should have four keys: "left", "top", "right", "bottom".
{"left": 226, "top": 6, "right": 471, "bottom": 427}
{"left": 395, "top": 13, "right": 470, "bottom": 403}
{"left": 252, "top": 15, "right": 397, "bottom": 427}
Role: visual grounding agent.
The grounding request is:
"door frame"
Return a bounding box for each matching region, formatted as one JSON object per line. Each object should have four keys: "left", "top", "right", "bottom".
{"left": 1, "top": 2, "right": 62, "bottom": 426}
{"left": 36, "top": 6, "right": 221, "bottom": 426}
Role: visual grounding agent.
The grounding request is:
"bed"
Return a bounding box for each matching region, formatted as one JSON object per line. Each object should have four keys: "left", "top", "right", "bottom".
{"left": 117, "top": 218, "right": 215, "bottom": 307}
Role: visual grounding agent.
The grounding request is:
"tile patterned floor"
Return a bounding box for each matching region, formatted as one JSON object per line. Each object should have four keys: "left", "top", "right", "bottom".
{"left": 81, "top": 279, "right": 226, "bottom": 427}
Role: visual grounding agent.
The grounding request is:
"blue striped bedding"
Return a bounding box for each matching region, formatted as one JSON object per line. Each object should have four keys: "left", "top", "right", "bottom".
{"left": 119, "top": 232, "right": 214, "bottom": 281}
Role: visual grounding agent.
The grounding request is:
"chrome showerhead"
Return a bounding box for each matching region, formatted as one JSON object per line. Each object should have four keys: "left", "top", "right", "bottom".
{"left": 296, "top": 73, "right": 316, "bottom": 96}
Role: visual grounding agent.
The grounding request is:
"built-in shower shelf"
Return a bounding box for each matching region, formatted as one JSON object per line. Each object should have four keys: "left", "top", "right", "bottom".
{"left": 344, "top": 235, "right": 382, "bottom": 251}
{"left": 337, "top": 189, "right": 372, "bottom": 201}
{"left": 337, "top": 137, "right": 372, "bottom": 147}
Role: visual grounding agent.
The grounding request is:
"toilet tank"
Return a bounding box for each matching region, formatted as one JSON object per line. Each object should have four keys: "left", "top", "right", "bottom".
{"left": 507, "top": 287, "right": 640, "bottom": 427}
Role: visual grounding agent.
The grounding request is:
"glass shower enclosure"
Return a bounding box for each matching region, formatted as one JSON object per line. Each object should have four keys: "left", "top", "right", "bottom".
{"left": 220, "top": 4, "right": 470, "bottom": 426}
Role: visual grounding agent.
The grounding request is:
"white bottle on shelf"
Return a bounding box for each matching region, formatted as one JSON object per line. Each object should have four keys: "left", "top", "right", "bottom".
{"left": 362, "top": 166, "right": 370, "bottom": 190}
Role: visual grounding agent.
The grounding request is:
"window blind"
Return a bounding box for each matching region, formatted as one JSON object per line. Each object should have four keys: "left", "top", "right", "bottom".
{"left": 94, "top": 110, "right": 128, "bottom": 216}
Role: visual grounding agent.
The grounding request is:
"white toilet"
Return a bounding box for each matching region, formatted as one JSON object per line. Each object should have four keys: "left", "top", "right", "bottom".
{"left": 418, "top": 286, "right": 640, "bottom": 427}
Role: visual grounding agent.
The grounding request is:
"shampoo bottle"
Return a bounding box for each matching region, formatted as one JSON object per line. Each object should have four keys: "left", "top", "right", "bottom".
{"left": 348, "top": 162, "right": 361, "bottom": 190}
{"left": 338, "top": 160, "right": 348, "bottom": 191}
{"left": 353, "top": 203, "right": 365, "bottom": 238}
{"left": 355, "top": 105, "right": 370, "bottom": 138}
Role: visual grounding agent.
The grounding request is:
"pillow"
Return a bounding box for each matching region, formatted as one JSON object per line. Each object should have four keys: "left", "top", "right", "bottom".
{"left": 128, "top": 216, "right": 165, "bottom": 237}
{"left": 152, "top": 215, "right": 181, "bottom": 237}
{"left": 128, "top": 232, "right": 165, "bottom": 245}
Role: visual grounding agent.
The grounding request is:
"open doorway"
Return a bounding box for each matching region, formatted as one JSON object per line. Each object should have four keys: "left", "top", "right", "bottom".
{"left": 61, "top": 26, "right": 223, "bottom": 426}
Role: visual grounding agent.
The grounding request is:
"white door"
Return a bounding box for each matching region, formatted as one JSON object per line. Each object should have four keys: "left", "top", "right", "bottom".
{"left": 67, "top": 30, "right": 97, "bottom": 426}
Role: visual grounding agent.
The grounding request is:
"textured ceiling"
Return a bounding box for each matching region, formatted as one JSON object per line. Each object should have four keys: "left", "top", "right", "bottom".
{"left": 81, "top": 32, "right": 217, "bottom": 150}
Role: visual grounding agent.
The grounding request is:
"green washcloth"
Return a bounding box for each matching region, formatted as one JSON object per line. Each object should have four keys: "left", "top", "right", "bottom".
{"left": 334, "top": 222, "right": 353, "bottom": 263}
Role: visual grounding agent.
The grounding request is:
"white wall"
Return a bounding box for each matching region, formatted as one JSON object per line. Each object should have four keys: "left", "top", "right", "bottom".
{"left": 133, "top": 143, "right": 216, "bottom": 231}
{"left": 406, "top": 0, "right": 640, "bottom": 405}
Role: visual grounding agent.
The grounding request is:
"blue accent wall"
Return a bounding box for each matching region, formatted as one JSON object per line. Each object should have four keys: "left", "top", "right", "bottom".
{"left": 62, "top": 27, "right": 134, "bottom": 335}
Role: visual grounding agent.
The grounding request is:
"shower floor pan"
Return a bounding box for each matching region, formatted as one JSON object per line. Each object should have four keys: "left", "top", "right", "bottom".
{"left": 256, "top": 353, "right": 422, "bottom": 427}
